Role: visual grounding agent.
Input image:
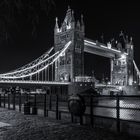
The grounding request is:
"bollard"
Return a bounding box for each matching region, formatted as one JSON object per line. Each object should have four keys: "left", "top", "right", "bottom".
{"left": 56, "top": 92, "right": 59, "bottom": 120}
{"left": 116, "top": 95, "right": 120, "bottom": 133}
{"left": 59, "top": 112, "right": 61, "bottom": 120}
{"left": 13, "top": 93, "right": 15, "bottom": 110}
{"left": 24, "top": 101, "right": 30, "bottom": 115}
{"left": 19, "top": 92, "right": 21, "bottom": 112}
{"left": 0, "top": 94, "right": 1, "bottom": 107}
{"left": 90, "top": 96, "right": 93, "bottom": 127}
{"left": 44, "top": 93, "right": 47, "bottom": 117}
{"left": 80, "top": 116, "right": 83, "bottom": 125}
{"left": 4, "top": 93, "right": 5, "bottom": 108}
{"left": 71, "top": 114, "right": 74, "bottom": 123}
{"left": 32, "top": 94, "right": 37, "bottom": 115}
{"left": 49, "top": 87, "right": 52, "bottom": 110}
{"left": 8, "top": 94, "right": 10, "bottom": 109}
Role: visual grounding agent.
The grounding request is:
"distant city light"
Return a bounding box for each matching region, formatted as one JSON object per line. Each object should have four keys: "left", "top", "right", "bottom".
{"left": 121, "top": 54, "right": 126, "bottom": 59}
{"left": 118, "top": 86, "right": 123, "bottom": 90}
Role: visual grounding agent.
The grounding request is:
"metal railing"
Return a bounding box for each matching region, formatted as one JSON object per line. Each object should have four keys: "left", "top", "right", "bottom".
{"left": 0, "top": 89, "right": 140, "bottom": 133}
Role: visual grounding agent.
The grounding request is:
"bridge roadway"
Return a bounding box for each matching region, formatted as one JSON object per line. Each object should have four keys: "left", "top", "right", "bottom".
{"left": 0, "top": 80, "right": 71, "bottom": 88}
{"left": 0, "top": 79, "right": 121, "bottom": 89}
{"left": 0, "top": 80, "right": 118, "bottom": 88}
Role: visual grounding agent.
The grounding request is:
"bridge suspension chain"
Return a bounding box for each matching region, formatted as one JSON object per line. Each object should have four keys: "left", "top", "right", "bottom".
{"left": 133, "top": 60, "right": 140, "bottom": 84}
{"left": 0, "top": 47, "right": 54, "bottom": 76}
{"left": 0, "top": 41, "right": 72, "bottom": 82}
{"left": 0, "top": 52, "right": 59, "bottom": 78}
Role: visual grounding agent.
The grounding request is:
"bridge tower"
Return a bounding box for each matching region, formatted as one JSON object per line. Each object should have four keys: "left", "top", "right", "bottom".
{"left": 126, "top": 37, "right": 134, "bottom": 85}
{"left": 111, "top": 33, "right": 134, "bottom": 86}
{"left": 54, "top": 6, "right": 84, "bottom": 82}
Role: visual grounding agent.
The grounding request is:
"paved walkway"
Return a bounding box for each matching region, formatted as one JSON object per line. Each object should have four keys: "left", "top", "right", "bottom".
{"left": 0, "top": 108, "right": 139, "bottom": 140}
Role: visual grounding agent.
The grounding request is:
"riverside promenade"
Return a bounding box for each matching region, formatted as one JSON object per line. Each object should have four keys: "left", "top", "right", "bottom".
{"left": 0, "top": 108, "right": 139, "bottom": 140}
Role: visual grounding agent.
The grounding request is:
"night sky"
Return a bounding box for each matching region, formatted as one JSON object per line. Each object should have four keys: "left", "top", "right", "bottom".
{"left": 0, "top": 0, "right": 140, "bottom": 80}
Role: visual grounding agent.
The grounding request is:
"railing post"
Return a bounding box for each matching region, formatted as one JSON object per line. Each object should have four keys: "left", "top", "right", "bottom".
{"left": 34, "top": 94, "right": 37, "bottom": 107}
{"left": 8, "top": 93, "right": 10, "bottom": 109}
{"left": 13, "top": 92, "right": 15, "bottom": 110}
{"left": 90, "top": 95, "right": 93, "bottom": 127}
{"left": 49, "top": 87, "right": 52, "bottom": 110}
{"left": 71, "top": 114, "right": 74, "bottom": 123}
{"left": 19, "top": 92, "right": 21, "bottom": 112}
{"left": 56, "top": 87, "right": 59, "bottom": 120}
{"left": 116, "top": 95, "right": 120, "bottom": 133}
{"left": 0, "top": 94, "right": 1, "bottom": 107}
{"left": 32, "top": 93, "right": 37, "bottom": 115}
{"left": 26, "top": 93, "right": 28, "bottom": 101}
{"left": 44, "top": 93, "right": 47, "bottom": 117}
{"left": 4, "top": 92, "right": 5, "bottom": 108}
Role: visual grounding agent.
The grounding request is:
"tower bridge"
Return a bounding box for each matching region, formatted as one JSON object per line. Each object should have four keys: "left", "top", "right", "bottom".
{"left": 0, "top": 6, "right": 140, "bottom": 92}
{"left": 84, "top": 38, "right": 126, "bottom": 58}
